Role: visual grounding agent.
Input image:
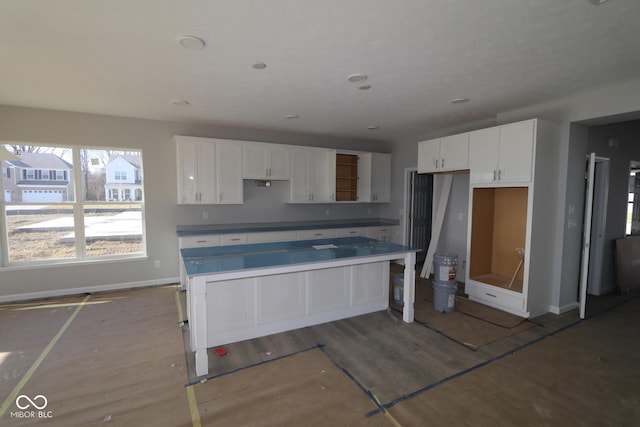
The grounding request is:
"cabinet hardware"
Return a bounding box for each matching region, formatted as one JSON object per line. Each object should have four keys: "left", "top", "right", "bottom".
{"left": 196, "top": 240, "right": 206, "bottom": 243}
{"left": 485, "top": 293, "right": 497, "bottom": 298}
{"left": 493, "top": 170, "right": 497, "bottom": 181}
{"left": 498, "top": 169, "right": 502, "bottom": 180}
{"left": 442, "top": 158, "right": 445, "bottom": 168}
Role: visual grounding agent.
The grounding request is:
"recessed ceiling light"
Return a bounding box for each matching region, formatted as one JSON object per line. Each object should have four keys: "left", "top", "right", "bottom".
{"left": 178, "top": 35, "right": 206, "bottom": 50}
{"left": 171, "top": 99, "right": 190, "bottom": 106}
{"left": 368, "top": 126, "right": 380, "bottom": 130}
{"left": 252, "top": 62, "right": 267, "bottom": 70}
{"left": 451, "top": 98, "right": 469, "bottom": 104}
{"left": 347, "top": 74, "right": 368, "bottom": 83}
{"left": 285, "top": 114, "right": 300, "bottom": 119}
{"left": 587, "top": 0, "right": 609, "bottom": 5}
{"left": 358, "top": 85, "right": 372, "bottom": 91}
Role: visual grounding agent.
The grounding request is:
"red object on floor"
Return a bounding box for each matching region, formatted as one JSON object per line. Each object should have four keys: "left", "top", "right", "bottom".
{"left": 215, "top": 347, "right": 228, "bottom": 357}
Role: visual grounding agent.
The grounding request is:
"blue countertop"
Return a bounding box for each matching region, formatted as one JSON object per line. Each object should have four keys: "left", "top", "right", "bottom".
{"left": 181, "top": 236, "right": 417, "bottom": 276}
{"left": 176, "top": 218, "right": 399, "bottom": 237}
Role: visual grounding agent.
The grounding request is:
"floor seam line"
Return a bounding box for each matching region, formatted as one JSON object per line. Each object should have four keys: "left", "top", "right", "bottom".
{"left": 0, "top": 294, "right": 91, "bottom": 419}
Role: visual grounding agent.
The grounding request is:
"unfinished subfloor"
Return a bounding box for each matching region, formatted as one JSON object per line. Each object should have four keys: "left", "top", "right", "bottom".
{"left": 1, "top": 279, "right": 639, "bottom": 426}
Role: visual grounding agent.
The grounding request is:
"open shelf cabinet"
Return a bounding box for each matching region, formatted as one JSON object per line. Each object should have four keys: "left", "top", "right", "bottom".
{"left": 336, "top": 153, "right": 358, "bottom": 201}
{"left": 469, "top": 187, "right": 527, "bottom": 293}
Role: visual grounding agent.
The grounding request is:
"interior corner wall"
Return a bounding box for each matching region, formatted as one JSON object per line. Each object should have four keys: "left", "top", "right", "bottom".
{"left": 0, "top": 105, "right": 388, "bottom": 301}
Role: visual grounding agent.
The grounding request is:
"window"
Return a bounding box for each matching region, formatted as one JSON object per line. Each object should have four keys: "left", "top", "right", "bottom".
{"left": 114, "top": 171, "right": 127, "bottom": 181}
{"left": 0, "top": 144, "right": 146, "bottom": 265}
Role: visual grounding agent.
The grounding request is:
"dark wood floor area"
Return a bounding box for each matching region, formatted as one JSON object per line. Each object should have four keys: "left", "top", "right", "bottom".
{"left": 1, "top": 280, "right": 639, "bottom": 426}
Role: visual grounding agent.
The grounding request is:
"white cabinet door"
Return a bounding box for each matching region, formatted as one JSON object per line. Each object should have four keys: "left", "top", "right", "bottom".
{"left": 296, "top": 229, "right": 337, "bottom": 240}
{"left": 498, "top": 120, "right": 535, "bottom": 184}
{"left": 256, "top": 273, "right": 305, "bottom": 324}
{"left": 206, "top": 278, "right": 254, "bottom": 333}
{"left": 267, "top": 145, "right": 290, "bottom": 180}
{"left": 366, "top": 226, "right": 398, "bottom": 242}
{"left": 440, "top": 133, "right": 469, "bottom": 171}
{"left": 242, "top": 143, "right": 290, "bottom": 180}
{"left": 370, "top": 153, "right": 391, "bottom": 202}
{"left": 418, "top": 135, "right": 469, "bottom": 173}
{"left": 215, "top": 141, "right": 244, "bottom": 204}
{"left": 289, "top": 148, "right": 312, "bottom": 203}
{"left": 308, "top": 267, "right": 350, "bottom": 314}
{"left": 417, "top": 138, "right": 441, "bottom": 173}
{"left": 310, "top": 148, "right": 336, "bottom": 203}
{"left": 469, "top": 127, "right": 500, "bottom": 184}
{"left": 469, "top": 120, "right": 535, "bottom": 185}
{"left": 289, "top": 147, "right": 335, "bottom": 203}
{"left": 352, "top": 262, "right": 387, "bottom": 306}
{"left": 176, "top": 136, "right": 216, "bottom": 204}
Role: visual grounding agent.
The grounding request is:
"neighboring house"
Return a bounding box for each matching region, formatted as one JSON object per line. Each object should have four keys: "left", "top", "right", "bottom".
{"left": 104, "top": 155, "right": 143, "bottom": 201}
{"left": 2, "top": 152, "right": 74, "bottom": 202}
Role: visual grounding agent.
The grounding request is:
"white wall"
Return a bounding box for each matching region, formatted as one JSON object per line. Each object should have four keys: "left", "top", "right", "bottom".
{"left": 384, "top": 76, "right": 640, "bottom": 314}
{"left": 0, "top": 105, "right": 390, "bottom": 301}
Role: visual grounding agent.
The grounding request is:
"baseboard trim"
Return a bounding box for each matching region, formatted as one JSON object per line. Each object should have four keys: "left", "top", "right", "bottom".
{"left": 0, "top": 277, "right": 180, "bottom": 303}
{"left": 549, "top": 301, "right": 579, "bottom": 315}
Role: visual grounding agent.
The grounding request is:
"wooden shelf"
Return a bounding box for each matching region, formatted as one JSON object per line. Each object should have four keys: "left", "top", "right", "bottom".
{"left": 336, "top": 154, "right": 358, "bottom": 201}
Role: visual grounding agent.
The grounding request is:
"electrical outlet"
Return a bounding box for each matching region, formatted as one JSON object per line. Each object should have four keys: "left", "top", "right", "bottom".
{"left": 202, "top": 211, "right": 208, "bottom": 220}
{"left": 154, "top": 260, "right": 161, "bottom": 268}
{"left": 325, "top": 209, "right": 330, "bottom": 216}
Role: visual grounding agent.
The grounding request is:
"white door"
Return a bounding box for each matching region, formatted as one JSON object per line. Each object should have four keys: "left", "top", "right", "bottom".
{"left": 587, "top": 159, "right": 609, "bottom": 295}
{"left": 4, "top": 190, "right": 11, "bottom": 202}
{"left": 579, "top": 153, "right": 596, "bottom": 319}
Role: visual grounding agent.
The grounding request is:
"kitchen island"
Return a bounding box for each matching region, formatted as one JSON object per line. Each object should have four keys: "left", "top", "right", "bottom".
{"left": 181, "top": 236, "right": 418, "bottom": 376}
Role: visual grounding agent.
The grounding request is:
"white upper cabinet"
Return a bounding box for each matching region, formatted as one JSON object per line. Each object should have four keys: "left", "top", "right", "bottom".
{"left": 176, "top": 136, "right": 217, "bottom": 204}
{"left": 215, "top": 141, "right": 244, "bottom": 204}
{"left": 242, "top": 142, "right": 290, "bottom": 180}
{"left": 289, "top": 147, "right": 336, "bottom": 203}
{"left": 418, "top": 133, "right": 469, "bottom": 173}
{"left": 469, "top": 119, "right": 535, "bottom": 185}
{"left": 176, "top": 136, "right": 243, "bottom": 205}
{"left": 369, "top": 153, "right": 391, "bottom": 202}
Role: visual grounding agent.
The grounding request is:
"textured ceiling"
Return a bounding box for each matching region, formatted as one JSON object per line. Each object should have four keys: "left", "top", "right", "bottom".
{"left": 1, "top": 0, "right": 639, "bottom": 143}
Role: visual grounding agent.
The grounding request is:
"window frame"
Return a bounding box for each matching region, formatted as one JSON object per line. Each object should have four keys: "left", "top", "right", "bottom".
{"left": 0, "top": 144, "right": 147, "bottom": 267}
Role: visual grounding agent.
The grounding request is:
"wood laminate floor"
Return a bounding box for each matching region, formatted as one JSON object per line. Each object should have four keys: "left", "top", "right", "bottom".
{"left": 0, "top": 281, "right": 638, "bottom": 426}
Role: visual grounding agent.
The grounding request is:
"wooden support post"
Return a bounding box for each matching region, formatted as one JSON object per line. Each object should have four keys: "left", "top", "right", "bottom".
{"left": 420, "top": 174, "right": 453, "bottom": 278}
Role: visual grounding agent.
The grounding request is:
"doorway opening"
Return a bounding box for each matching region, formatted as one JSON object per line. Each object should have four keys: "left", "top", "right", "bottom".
{"left": 405, "top": 169, "right": 433, "bottom": 266}
{"left": 626, "top": 161, "right": 640, "bottom": 236}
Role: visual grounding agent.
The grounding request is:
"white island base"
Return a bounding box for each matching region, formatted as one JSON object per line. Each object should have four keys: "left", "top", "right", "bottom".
{"left": 187, "top": 251, "right": 416, "bottom": 376}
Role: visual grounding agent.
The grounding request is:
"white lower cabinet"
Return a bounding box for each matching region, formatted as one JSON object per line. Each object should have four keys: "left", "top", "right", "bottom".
{"left": 206, "top": 278, "right": 254, "bottom": 334}
{"left": 335, "top": 227, "right": 368, "bottom": 237}
{"left": 256, "top": 273, "right": 305, "bottom": 324}
{"left": 201, "top": 261, "right": 389, "bottom": 347}
{"left": 366, "top": 226, "right": 398, "bottom": 242}
{"left": 296, "top": 229, "right": 337, "bottom": 240}
{"left": 352, "top": 262, "right": 388, "bottom": 306}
